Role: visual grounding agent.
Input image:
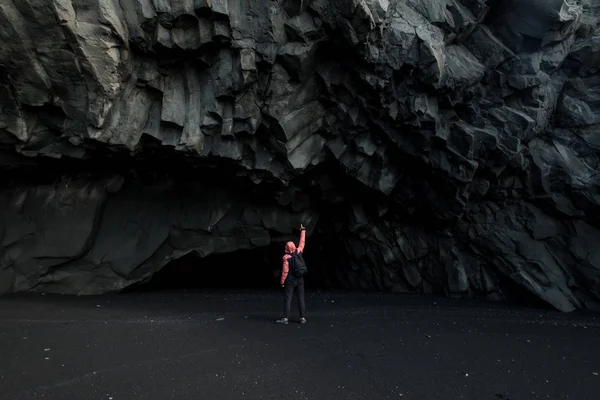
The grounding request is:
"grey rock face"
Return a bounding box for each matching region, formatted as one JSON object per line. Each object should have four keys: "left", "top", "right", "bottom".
{"left": 1, "top": 0, "right": 599, "bottom": 311}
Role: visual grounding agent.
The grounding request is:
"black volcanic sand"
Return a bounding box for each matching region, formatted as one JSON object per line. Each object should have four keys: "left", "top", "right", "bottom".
{"left": 0, "top": 291, "right": 598, "bottom": 400}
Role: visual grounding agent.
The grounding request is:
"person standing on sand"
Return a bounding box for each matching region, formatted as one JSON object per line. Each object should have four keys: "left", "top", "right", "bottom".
{"left": 276, "top": 224, "right": 307, "bottom": 325}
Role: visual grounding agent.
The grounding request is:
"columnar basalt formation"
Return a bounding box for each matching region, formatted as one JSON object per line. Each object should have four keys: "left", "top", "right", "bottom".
{"left": 1, "top": 0, "right": 599, "bottom": 311}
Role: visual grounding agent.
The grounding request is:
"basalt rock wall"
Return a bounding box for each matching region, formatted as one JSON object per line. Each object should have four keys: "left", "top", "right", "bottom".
{"left": 1, "top": 0, "right": 599, "bottom": 311}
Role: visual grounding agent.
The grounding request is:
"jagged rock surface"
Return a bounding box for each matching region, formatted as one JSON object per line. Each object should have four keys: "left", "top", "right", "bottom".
{"left": 1, "top": 0, "right": 599, "bottom": 311}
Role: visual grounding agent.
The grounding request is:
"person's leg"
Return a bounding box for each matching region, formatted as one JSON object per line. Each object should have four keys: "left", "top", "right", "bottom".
{"left": 296, "top": 278, "right": 306, "bottom": 320}
{"left": 282, "top": 280, "right": 294, "bottom": 321}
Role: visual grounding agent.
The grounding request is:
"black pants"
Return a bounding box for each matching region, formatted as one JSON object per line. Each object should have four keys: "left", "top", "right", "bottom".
{"left": 283, "top": 277, "right": 305, "bottom": 319}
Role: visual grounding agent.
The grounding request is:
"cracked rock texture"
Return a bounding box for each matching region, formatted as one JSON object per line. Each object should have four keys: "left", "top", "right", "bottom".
{"left": 1, "top": 0, "right": 599, "bottom": 311}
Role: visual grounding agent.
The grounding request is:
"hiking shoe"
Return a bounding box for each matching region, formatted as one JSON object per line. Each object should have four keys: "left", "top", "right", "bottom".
{"left": 299, "top": 318, "right": 307, "bottom": 324}
{"left": 276, "top": 318, "right": 289, "bottom": 325}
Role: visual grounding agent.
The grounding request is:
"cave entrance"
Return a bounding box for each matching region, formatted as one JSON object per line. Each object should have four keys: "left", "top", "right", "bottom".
{"left": 140, "top": 247, "right": 280, "bottom": 291}
{"left": 136, "top": 240, "right": 340, "bottom": 292}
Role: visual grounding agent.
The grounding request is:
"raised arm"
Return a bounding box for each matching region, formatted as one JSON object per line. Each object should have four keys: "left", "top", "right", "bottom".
{"left": 297, "top": 225, "right": 306, "bottom": 253}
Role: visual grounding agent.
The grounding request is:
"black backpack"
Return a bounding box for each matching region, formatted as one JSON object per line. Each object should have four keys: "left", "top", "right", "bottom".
{"left": 289, "top": 252, "right": 308, "bottom": 278}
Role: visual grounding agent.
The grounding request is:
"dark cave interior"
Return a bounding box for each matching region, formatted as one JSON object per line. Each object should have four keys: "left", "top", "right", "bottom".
{"left": 131, "top": 243, "right": 553, "bottom": 310}
{"left": 133, "top": 239, "right": 342, "bottom": 291}
{"left": 138, "top": 249, "right": 280, "bottom": 290}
